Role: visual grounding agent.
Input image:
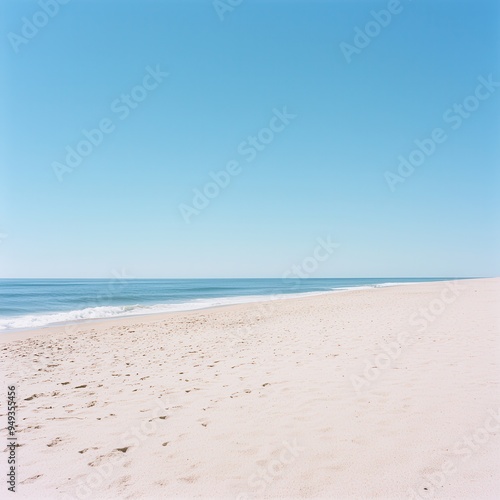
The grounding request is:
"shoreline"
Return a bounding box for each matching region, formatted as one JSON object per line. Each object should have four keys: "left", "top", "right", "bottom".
{"left": 0, "top": 277, "right": 473, "bottom": 342}
{"left": 1, "top": 277, "right": 499, "bottom": 498}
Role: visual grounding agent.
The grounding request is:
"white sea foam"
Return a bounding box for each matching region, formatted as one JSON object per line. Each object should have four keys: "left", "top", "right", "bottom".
{"left": 0, "top": 290, "right": 330, "bottom": 331}
{"left": 0, "top": 282, "right": 422, "bottom": 332}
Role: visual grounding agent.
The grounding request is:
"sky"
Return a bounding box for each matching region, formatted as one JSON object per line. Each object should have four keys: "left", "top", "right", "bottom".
{"left": 0, "top": 0, "right": 499, "bottom": 278}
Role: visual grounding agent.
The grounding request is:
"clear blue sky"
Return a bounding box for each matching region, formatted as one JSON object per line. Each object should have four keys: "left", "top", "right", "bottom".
{"left": 0, "top": 0, "right": 499, "bottom": 278}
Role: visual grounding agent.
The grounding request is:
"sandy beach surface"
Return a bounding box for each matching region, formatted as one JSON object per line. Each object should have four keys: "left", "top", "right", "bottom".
{"left": 1, "top": 278, "right": 499, "bottom": 499}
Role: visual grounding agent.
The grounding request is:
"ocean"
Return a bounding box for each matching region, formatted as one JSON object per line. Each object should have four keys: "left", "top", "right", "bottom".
{"left": 0, "top": 278, "right": 455, "bottom": 331}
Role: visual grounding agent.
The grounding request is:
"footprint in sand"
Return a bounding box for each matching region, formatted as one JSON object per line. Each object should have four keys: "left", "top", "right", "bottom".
{"left": 47, "top": 437, "right": 63, "bottom": 447}
{"left": 20, "top": 474, "right": 43, "bottom": 484}
{"left": 24, "top": 393, "right": 44, "bottom": 401}
{"left": 179, "top": 476, "right": 198, "bottom": 483}
{"left": 88, "top": 448, "right": 129, "bottom": 467}
{"left": 78, "top": 447, "right": 98, "bottom": 454}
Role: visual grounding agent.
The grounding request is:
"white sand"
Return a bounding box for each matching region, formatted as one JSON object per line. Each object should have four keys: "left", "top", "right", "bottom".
{"left": 1, "top": 278, "right": 499, "bottom": 499}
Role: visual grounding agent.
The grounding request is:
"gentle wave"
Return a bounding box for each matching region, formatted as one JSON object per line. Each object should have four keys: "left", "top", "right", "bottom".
{"left": 0, "top": 279, "right": 446, "bottom": 332}
{"left": 0, "top": 290, "right": 332, "bottom": 331}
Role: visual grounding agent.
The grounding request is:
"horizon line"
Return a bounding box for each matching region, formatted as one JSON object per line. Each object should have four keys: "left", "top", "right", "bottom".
{"left": 0, "top": 276, "right": 488, "bottom": 280}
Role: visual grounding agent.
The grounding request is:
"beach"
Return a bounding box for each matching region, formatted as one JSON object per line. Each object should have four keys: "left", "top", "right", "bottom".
{"left": 1, "top": 278, "right": 499, "bottom": 499}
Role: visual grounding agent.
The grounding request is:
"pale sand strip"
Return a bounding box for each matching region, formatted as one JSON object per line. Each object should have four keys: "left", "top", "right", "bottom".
{"left": 1, "top": 278, "right": 499, "bottom": 499}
